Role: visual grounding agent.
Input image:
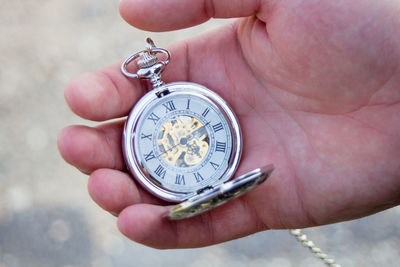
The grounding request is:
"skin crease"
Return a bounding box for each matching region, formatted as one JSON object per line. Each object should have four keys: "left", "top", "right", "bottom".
{"left": 58, "top": 0, "right": 400, "bottom": 248}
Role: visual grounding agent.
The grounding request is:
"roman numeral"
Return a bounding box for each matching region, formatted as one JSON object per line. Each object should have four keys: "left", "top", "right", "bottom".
{"left": 162, "top": 100, "right": 176, "bottom": 112}
{"left": 186, "top": 99, "right": 191, "bottom": 110}
{"left": 154, "top": 165, "right": 166, "bottom": 179}
{"left": 193, "top": 172, "right": 204, "bottom": 183}
{"left": 175, "top": 174, "right": 185, "bottom": 185}
{"left": 140, "top": 133, "right": 152, "bottom": 141}
{"left": 147, "top": 112, "right": 160, "bottom": 125}
{"left": 215, "top": 141, "right": 226, "bottom": 153}
{"left": 212, "top": 122, "right": 223, "bottom": 132}
{"left": 210, "top": 161, "right": 219, "bottom": 170}
{"left": 144, "top": 151, "right": 156, "bottom": 161}
{"left": 201, "top": 107, "right": 210, "bottom": 117}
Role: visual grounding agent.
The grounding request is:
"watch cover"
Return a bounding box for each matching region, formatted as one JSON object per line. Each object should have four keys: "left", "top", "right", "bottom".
{"left": 168, "top": 164, "right": 274, "bottom": 220}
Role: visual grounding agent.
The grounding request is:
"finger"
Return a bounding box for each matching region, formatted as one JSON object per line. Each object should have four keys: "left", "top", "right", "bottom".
{"left": 57, "top": 121, "right": 125, "bottom": 174}
{"left": 119, "top": 0, "right": 267, "bottom": 31}
{"left": 63, "top": 46, "right": 189, "bottom": 121}
{"left": 64, "top": 21, "right": 245, "bottom": 121}
{"left": 118, "top": 196, "right": 267, "bottom": 249}
{"left": 64, "top": 63, "right": 144, "bottom": 121}
{"left": 88, "top": 168, "right": 164, "bottom": 215}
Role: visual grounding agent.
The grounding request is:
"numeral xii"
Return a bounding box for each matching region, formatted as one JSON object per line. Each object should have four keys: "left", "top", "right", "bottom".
{"left": 163, "top": 100, "right": 176, "bottom": 112}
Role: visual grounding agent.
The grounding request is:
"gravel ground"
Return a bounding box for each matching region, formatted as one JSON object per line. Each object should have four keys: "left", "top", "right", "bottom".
{"left": 0, "top": 1, "right": 399, "bottom": 266}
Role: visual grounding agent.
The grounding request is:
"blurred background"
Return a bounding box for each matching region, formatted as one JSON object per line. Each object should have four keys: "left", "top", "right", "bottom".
{"left": 0, "top": 0, "right": 399, "bottom": 266}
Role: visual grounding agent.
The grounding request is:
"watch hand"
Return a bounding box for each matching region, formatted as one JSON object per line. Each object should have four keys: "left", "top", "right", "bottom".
{"left": 186, "top": 121, "right": 210, "bottom": 142}
{"left": 158, "top": 121, "right": 210, "bottom": 159}
{"left": 158, "top": 141, "right": 180, "bottom": 157}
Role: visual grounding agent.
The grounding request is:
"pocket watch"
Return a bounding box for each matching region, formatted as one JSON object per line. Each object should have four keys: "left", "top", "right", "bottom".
{"left": 121, "top": 38, "right": 274, "bottom": 220}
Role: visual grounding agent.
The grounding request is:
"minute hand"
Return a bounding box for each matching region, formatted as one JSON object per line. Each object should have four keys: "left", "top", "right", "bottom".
{"left": 185, "top": 121, "right": 210, "bottom": 142}
{"left": 158, "top": 121, "right": 210, "bottom": 157}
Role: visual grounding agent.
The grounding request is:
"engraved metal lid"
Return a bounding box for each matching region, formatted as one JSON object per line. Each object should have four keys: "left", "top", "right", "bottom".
{"left": 168, "top": 165, "right": 274, "bottom": 220}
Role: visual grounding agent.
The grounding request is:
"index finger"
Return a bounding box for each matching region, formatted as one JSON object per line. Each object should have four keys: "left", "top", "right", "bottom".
{"left": 64, "top": 63, "right": 144, "bottom": 121}
{"left": 64, "top": 41, "right": 189, "bottom": 121}
{"left": 119, "top": 0, "right": 265, "bottom": 32}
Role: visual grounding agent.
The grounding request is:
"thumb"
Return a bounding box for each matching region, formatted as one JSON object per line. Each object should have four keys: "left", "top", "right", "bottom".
{"left": 119, "top": 0, "right": 267, "bottom": 31}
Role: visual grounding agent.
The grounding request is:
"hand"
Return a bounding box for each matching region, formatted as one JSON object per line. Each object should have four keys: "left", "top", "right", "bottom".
{"left": 58, "top": 0, "right": 400, "bottom": 248}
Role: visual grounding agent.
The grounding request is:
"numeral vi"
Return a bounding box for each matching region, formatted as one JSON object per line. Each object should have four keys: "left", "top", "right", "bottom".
{"left": 193, "top": 172, "right": 204, "bottom": 183}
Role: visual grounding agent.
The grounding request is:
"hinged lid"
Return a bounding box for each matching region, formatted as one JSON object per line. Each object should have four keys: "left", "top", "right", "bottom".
{"left": 168, "top": 165, "right": 274, "bottom": 220}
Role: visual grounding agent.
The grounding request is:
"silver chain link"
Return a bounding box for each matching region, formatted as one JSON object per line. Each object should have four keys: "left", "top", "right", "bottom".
{"left": 289, "top": 229, "right": 342, "bottom": 267}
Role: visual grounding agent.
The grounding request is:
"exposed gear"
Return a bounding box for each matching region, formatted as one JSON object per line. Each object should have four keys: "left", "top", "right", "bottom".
{"left": 158, "top": 115, "right": 209, "bottom": 167}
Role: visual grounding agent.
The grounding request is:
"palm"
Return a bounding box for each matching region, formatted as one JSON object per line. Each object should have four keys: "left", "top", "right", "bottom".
{"left": 59, "top": 0, "right": 400, "bottom": 248}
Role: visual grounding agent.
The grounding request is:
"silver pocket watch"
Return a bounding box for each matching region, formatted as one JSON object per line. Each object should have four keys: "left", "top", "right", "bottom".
{"left": 121, "top": 38, "right": 274, "bottom": 220}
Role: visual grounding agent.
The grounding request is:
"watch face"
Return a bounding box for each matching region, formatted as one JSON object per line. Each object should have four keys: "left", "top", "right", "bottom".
{"left": 123, "top": 82, "right": 241, "bottom": 202}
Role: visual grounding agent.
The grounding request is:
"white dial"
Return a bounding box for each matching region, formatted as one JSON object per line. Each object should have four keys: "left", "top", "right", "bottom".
{"left": 123, "top": 82, "right": 241, "bottom": 202}
{"left": 135, "top": 93, "right": 233, "bottom": 193}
